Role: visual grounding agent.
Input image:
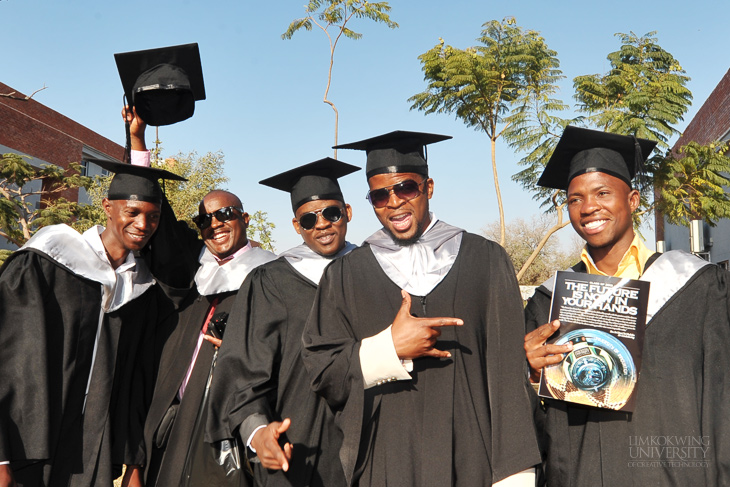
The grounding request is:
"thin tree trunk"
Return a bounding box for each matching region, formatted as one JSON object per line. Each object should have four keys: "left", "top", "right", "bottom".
{"left": 516, "top": 194, "right": 570, "bottom": 282}
{"left": 491, "top": 137, "right": 506, "bottom": 247}
{"left": 324, "top": 48, "right": 339, "bottom": 157}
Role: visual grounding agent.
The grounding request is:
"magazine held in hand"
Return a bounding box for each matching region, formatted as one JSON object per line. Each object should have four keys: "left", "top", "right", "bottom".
{"left": 538, "top": 271, "right": 650, "bottom": 412}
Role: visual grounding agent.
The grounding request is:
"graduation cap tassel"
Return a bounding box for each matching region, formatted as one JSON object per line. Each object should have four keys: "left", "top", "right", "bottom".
{"left": 123, "top": 95, "right": 132, "bottom": 164}
{"left": 632, "top": 135, "right": 648, "bottom": 192}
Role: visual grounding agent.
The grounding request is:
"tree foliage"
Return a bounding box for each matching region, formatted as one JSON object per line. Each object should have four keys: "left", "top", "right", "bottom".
{"left": 483, "top": 214, "right": 583, "bottom": 285}
{"left": 513, "top": 31, "right": 692, "bottom": 214}
{"left": 0, "top": 153, "right": 92, "bottom": 253}
{"left": 247, "top": 210, "right": 276, "bottom": 252}
{"left": 412, "top": 26, "right": 694, "bottom": 279}
{"left": 573, "top": 32, "right": 692, "bottom": 150}
{"left": 409, "top": 17, "right": 564, "bottom": 246}
{"left": 282, "top": 0, "right": 398, "bottom": 156}
{"left": 654, "top": 141, "right": 730, "bottom": 227}
{"left": 506, "top": 30, "right": 694, "bottom": 277}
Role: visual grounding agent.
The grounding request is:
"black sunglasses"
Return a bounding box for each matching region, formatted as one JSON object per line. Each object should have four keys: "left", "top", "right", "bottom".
{"left": 366, "top": 179, "right": 426, "bottom": 208}
{"left": 298, "top": 206, "right": 344, "bottom": 230}
{"left": 193, "top": 206, "right": 243, "bottom": 229}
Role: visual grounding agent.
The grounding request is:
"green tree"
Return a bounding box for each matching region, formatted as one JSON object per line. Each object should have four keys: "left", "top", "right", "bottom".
{"left": 247, "top": 210, "right": 276, "bottom": 252}
{"left": 282, "top": 0, "right": 398, "bottom": 157}
{"left": 0, "top": 153, "right": 92, "bottom": 264}
{"left": 409, "top": 17, "right": 563, "bottom": 246}
{"left": 512, "top": 31, "right": 692, "bottom": 212}
{"left": 573, "top": 32, "right": 692, "bottom": 149}
{"left": 654, "top": 141, "right": 730, "bottom": 227}
{"left": 510, "top": 31, "right": 692, "bottom": 279}
{"left": 483, "top": 214, "right": 583, "bottom": 285}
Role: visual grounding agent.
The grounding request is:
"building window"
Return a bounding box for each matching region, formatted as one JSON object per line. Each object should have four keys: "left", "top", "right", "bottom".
{"left": 82, "top": 159, "right": 110, "bottom": 178}
{"left": 718, "top": 260, "right": 729, "bottom": 271}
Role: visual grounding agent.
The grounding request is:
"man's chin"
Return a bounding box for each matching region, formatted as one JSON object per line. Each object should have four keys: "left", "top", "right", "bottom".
{"left": 310, "top": 240, "right": 346, "bottom": 257}
{"left": 384, "top": 226, "right": 423, "bottom": 247}
{"left": 207, "top": 245, "right": 233, "bottom": 260}
{"left": 124, "top": 239, "right": 150, "bottom": 252}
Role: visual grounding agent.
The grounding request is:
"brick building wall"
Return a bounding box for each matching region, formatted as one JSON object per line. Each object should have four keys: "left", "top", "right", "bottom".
{"left": 656, "top": 68, "right": 730, "bottom": 264}
{"left": 672, "top": 68, "right": 730, "bottom": 147}
{"left": 0, "top": 81, "right": 124, "bottom": 202}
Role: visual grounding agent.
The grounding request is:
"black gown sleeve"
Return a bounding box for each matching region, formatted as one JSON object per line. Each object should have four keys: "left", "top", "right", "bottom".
{"left": 206, "top": 267, "right": 288, "bottom": 443}
{"left": 0, "top": 251, "right": 102, "bottom": 464}
{"left": 300, "top": 261, "right": 368, "bottom": 485}
{"left": 524, "top": 285, "right": 552, "bottom": 334}
{"left": 0, "top": 253, "right": 54, "bottom": 462}
{"left": 143, "top": 196, "right": 203, "bottom": 294}
{"left": 700, "top": 267, "right": 730, "bottom": 483}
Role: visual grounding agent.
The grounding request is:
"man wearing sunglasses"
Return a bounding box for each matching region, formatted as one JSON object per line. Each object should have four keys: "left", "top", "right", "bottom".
{"left": 206, "top": 158, "right": 358, "bottom": 486}
{"left": 301, "top": 131, "right": 541, "bottom": 486}
{"left": 120, "top": 111, "right": 276, "bottom": 487}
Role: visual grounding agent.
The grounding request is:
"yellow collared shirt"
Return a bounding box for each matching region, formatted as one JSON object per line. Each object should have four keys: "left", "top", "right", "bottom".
{"left": 580, "top": 234, "right": 654, "bottom": 279}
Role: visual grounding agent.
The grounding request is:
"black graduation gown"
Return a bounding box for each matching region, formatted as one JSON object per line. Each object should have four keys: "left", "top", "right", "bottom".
{"left": 142, "top": 288, "right": 248, "bottom": 487}
{"left": 206, "top": 258, "right": 346, "bottom": 487}
{"left": 0, "top": 249, "right": 160, "bottom": 487}
{"left": 525, "top": 254, "right": 730, "bottom": 486}
{"left": 302, "top": 233, "right": 541, "bottom": 487}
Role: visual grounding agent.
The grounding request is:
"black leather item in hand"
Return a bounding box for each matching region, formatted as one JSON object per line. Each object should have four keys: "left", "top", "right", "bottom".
{"left": 207, "top": 312, "right": 229, "bottom": 339}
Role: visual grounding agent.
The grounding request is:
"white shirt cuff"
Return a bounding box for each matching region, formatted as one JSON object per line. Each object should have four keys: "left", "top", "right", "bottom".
{"left": 493, "top": 468, "right": 536, "bottom": 487}
{"left": 130, "top": 149, "right": 151, "bottom": 167}
{"left": 246, "top": 424, "right": 268, "bottom": 453}
{"left": 359, "top": 325, "right": 413, "bottom": 389}
{"left": 0, "top": 461, "right": 8, "bottom": 465}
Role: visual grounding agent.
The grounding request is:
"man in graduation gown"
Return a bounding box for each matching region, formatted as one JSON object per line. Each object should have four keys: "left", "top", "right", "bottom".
{"left": 524, "top": 126, "right": 730, "bottom": 486}
{"left": 301, "top": 131, "right": 541, "bottom": 487}
{"left": 0, "top": 156, "right": 183, "bottom": 487}
{"left": 118, "top": 114, "right": 276, "bottom": 487}
{"left": 206, "top": 158, "right": 358, "bottom": 486}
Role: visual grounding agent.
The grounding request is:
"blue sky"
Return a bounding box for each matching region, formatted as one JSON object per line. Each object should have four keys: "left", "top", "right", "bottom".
{"left": 3, "top": 0, "right": 728, "bottom": 251}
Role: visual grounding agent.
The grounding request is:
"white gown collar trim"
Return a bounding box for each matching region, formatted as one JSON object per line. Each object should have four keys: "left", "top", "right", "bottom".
{"left": 21, "top": 224, "right": 155, "bottom": 312}
{"left": 280, "top": 241, "right": 357, "bottom": 285}
{"left": 194, "top": 245, "right": 277, "bottom": 295}
{"left": 365, "top": 214, "right": 465, "bottom": 296}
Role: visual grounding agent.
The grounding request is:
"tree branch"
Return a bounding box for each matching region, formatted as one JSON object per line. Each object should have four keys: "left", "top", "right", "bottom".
{"left": 0, "top": 85, "right": 48, "bottom": 101}
{"left": 516, "top": 192, "right": 569, "bottom": 282}
{"left": 0, "top": 229, "right": 24, "bottom": 248}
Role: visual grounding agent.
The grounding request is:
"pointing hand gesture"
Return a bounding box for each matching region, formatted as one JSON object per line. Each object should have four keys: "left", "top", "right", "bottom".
{"left": 391, "top": 290, "right": 463, "bottom": 360}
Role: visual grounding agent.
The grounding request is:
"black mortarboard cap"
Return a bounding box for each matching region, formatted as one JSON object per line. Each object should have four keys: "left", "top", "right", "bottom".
{"left": 259, "top": 158, "right": 360, "bottom": 212}
{"left": 115, "top": 43, "right": 206, "bottom": 126}
{"left": 90, "top": 159, "right": 186, "bottom": 204}
{"left": 334, "top": 130, "right": 452, "bottom": 179}
{"left": 537, "top": 126, "right": 657, "bottom": 190}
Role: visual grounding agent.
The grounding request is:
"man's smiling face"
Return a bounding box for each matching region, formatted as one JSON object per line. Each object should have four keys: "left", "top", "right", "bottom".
{"left": 199, "top": 191, "right": 249, "bottom": 260}
{"left": 567, "top": 171, "right": 639, "bottom": 253}
{"left": 102, "top": 198, "right": 161, "bottom": 252}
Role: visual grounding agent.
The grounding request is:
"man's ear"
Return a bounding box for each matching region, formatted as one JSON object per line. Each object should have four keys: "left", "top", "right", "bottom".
{"left": 425, "top": 178, "right": 434, "bottom": 200}
{"left": 242, "top": 212, "right": 250, "bottom": 228}
{"left": 344, "top": 204, "right": 353, "bottom": 222}
{"left": 628, "top": 189, "right": 641, "bottom": 212}
{"left": 102, "top": 198, "right": 113, "bottom": 219}
{"left": 292, "top": 217, "right": 302, "bottom": 236}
